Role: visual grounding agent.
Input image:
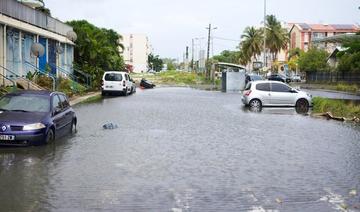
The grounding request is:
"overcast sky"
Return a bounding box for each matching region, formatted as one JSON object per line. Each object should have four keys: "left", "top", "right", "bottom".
{"left": 46, "top": 0, "right": 360, "bottom": 60}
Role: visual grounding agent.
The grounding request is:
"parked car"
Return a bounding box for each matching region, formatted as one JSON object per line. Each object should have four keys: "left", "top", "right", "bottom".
{"left": 140, "top": 78, "right": 156, "bottom": 89}
{"left": 267, "top": 74, "right": 291, "bottom": 83}
{"left": 245, "top": 74, "right": 263, "bottom": 85}
{"left": 128, "top": 75, "right": 136, "bottom": 94}
{"left": 101, "top": 71, "right": 134, "bottom": 96}
{"left": 291, "top": 75, "right": 301, "bottom": 82}
{"left": 242, "top": 80, "right": 312, "bottom": 108}
{"left": 0, "top": 90, "right": 77, "bottom": 146}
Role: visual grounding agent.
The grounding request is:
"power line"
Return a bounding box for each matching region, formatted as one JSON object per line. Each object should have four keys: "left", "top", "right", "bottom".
{"left": 212, "top": 36, "right": 241, "bottom": 42}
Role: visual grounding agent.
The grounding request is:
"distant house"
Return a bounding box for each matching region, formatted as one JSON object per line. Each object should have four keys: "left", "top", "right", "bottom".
{"left": 0, "top": 0, "right": 75, "bottom": 85}
{"left": 327, "top": 46, "right": 349, "bottom": 68}
{"left": 289, "top": 23, "right": 359, "bottom": 53}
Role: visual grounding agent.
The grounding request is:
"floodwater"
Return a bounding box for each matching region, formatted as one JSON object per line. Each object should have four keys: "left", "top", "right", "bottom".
{"left": 1, "top": 87, "right": 360, "bottom": 212}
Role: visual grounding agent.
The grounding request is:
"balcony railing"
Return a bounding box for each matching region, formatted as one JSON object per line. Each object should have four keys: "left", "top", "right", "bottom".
{"left": 0, "top": 0, "right": 72, "bottom": 36}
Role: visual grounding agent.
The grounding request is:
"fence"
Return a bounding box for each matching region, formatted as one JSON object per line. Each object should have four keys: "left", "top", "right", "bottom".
{"left": 306, "top": 72, "right": 360, "bottom": 84}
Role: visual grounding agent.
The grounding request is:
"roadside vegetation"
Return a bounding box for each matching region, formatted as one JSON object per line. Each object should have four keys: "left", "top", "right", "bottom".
{"left": 312, "top": 97, "right": 360, "bottom": 119}
{"left": 80, "top": 94, "right": 102, "bottom": 104}
{"left": 67, "top": 20, "right": 125, "bottom": 88}
{"left": 36, "top": 75, "right": 87, "bottom": 97}
{"left": 292, "top": 82, "right": 359, "bottom": 94}
{"left": 131, "top": 70, "right": 220, "bottom": 89}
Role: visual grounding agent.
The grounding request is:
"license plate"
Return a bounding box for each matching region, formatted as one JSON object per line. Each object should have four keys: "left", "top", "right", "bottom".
{"left": 106, "top": 86, "right": 113, "bottom": 88}
{"left": 0, "top": 135, "right": 15, "bottom": 141}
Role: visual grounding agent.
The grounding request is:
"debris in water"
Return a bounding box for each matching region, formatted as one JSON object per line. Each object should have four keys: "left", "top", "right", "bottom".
{"left": 275, "top": 198, "right": 283, "bottom": 204}
{"left": 102, "top": 123, "right": 118, "bottom": 130}
{"left": 349, "top": 189, "right": 357, "bottom": 196}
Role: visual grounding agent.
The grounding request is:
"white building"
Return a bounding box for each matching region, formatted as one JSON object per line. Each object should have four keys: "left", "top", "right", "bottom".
{"left": 0, "top": 0, "right": 75, "bottom": 85}
{"left": 121, "top": 34, "right": 152, "bottom": 73}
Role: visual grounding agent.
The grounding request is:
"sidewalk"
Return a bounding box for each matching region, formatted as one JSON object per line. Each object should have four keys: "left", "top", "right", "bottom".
{"left": 69, "top": 92, "right": 101, "bottom": 106}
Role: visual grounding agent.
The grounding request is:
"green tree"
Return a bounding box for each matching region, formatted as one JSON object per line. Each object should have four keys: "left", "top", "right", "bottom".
{"left": 265, "top": 15, "right": 289, "bottom": 63}
{"left": 212, "top": 50, "right": 240, "bottom": 64}
{"left": 337, "top": 35, "right": 360, "bottom": 72}
{"left": 240, "top": 26, "right": 263, "bottom": 63}
{"left": 67, "top": 20, "right": 125, "bottom": 87}
{"left": 298, "top": 48, "right": 330, "bottom": 72}
{"left": 148, "top": 54, "right": 163, "bottom": 72}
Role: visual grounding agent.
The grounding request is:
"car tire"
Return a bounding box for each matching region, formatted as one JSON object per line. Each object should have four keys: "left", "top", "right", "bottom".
{"left": 249, "top": 99, "right": 262, "bottom": 108}
{"left": 70, "top": 120, "right": 77, "bottom": 134}
{"left": 45, "top": 128, "right": 55, "bottom": 144}
{"left": 296, "top": 98, "right": 309, "bottom": 108}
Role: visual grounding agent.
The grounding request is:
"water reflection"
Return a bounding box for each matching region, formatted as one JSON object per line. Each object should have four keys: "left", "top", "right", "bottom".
{"left": 0, "top": 136, "right": 72, "bottom": 211}
{"left": 243, "top": 106, "right": 310, "bottom": 115}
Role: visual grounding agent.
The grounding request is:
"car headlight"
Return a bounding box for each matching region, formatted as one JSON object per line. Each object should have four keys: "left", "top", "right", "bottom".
{"left": 23, "top": 123, "right": 46, "bottom": 131}
{"left": 306, "top": 93, "right": 312, "bottom": 98}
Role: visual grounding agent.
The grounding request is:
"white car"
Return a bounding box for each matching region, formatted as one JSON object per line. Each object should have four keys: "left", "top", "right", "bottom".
{"left": 291, "top": 75, "right": 301, "bottom": 82}
{"left": 241, "top": 80, "right": 312, "bottom": 108}
{"left": 101, "top": 71, "right": 134, "bottom": 96}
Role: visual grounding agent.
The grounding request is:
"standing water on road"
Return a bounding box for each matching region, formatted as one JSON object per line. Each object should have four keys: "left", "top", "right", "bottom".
{"left": 1, "top": 87, "right": 360, "bottom": 211}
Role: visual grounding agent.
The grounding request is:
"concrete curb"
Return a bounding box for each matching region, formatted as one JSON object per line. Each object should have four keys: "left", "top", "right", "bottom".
{"left": 69, "top": 92, "right": 101, "bottom": 106}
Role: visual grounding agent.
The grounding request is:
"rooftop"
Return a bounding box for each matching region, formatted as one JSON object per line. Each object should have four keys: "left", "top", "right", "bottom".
{"left": 293, "top": 23, "right": 359, "bottom": 32}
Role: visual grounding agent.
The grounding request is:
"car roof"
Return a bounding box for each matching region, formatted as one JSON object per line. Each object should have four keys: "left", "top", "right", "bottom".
{"left": 104, "top": 71, "right": 127, "bottom": 74}
{"left": 251, "top": 80, "right": 286, "bottom": 85}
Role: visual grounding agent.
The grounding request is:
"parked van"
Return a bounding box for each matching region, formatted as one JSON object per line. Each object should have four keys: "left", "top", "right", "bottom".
{"left": 101, "top": 71, "right": 135, "bottom": 96}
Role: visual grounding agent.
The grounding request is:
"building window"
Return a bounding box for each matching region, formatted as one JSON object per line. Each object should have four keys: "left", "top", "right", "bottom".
{"left": 313, "top": 32, "right": 325, "bottom": 39}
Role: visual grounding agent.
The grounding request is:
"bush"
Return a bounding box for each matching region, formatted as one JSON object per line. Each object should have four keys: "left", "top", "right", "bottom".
{"left": 335, "top": 83, "right": 358, "bottom": 93}
{"left": 35, "top": 75, "right": 53, "bottom": 90}
{"left": 312, "top": 97, "right": 360, "bottom": 118}
{"left": 57, "top": 77, "right": 86, "bottom": 97}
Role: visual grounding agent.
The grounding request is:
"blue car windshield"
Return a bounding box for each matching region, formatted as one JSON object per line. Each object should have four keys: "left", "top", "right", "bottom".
{"left": 0, "top": 95, "right": 50, "bottom": 112}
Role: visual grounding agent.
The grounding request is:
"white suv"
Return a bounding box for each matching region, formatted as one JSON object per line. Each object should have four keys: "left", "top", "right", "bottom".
{"left": 101, "top": 71, "right": 134, "bottom": 96}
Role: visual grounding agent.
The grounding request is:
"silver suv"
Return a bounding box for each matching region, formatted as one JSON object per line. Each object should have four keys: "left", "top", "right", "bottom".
{"left": 242, "top": 81, "right": 312, "bottom": 108}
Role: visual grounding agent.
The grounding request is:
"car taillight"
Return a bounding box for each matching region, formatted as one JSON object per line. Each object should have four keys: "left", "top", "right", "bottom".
{"left": 244, "top": 90, "right": 252, "bottom": 96}
{"left": 123, "top": 81, "right": 126, "bottom": 86}
{"left": 101, "top": 80, "right": 104, "bottom": 86}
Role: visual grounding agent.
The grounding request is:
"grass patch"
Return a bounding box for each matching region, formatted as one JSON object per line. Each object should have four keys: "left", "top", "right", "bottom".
{"left": 157, "top": 70, "right": 204, "bottom": 85}
{"left": 130, "top": 70, "right": 220, "bottom": 90}
{"left": 335, "top": 83, "right": 358, "bottom": 93}
{"left": 81, "top": 94, "right": 102, "bottom": 104}
{"left": 312, "top": 97, "right": 360, "bottom": 118}
{"left": 297, "top": 82, "right": 359, "bottom": 94}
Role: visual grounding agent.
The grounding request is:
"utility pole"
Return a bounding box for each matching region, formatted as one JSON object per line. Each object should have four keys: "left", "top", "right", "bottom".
{"left": 205, "top": 24, "right": 211, "bottom": 78}
{"left": 185, "top": 46, "right": 189, "bottom": 71}
{"left": 206, "top": 24, "right": 217, "bottom": 79}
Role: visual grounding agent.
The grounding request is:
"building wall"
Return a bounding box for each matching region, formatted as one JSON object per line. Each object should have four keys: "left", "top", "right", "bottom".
{"left": 121, "top": 34, "right": 151, "bottom": 73}
{"left": 0, "top": 13, "right": 74, "bottom": 79}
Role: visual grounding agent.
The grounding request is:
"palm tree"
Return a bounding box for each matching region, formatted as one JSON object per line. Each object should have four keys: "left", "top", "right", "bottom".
{"left": 265, "top": 15, "right": 289, "bottom": 63}
{"left": 240, "top": 26, "right": 263, "bottom": 65}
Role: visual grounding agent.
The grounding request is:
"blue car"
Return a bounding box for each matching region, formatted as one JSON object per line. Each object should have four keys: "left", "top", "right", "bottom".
{"left": 0, "top": 90, "right": 77, "bottom": 146}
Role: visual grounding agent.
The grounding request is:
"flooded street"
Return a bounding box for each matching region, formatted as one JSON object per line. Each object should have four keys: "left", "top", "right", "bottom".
{"left": 1, "top": 87, "right": 360, "bottom": 211}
